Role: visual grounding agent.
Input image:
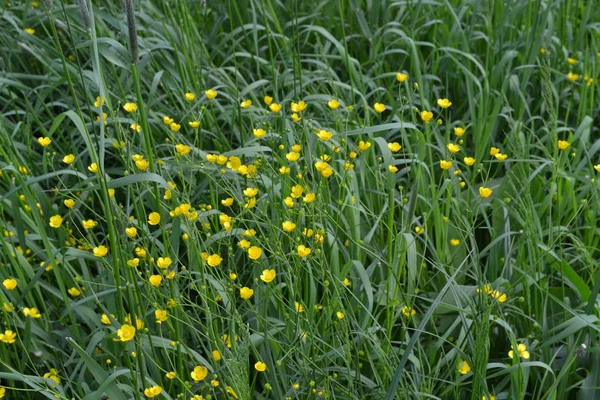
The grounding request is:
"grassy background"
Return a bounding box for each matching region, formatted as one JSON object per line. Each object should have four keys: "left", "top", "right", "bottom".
{"left": 0, "top": 0, "right": 599, "bottom": 398}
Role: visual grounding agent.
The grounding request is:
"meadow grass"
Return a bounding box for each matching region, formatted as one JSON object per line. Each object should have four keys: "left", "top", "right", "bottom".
{"left": 0, "top": 0, "right": 599, "bottom": 399}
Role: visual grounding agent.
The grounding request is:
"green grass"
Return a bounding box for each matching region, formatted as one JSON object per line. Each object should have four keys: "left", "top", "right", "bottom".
{"left": 0, "top": 0, "right": 599, "bottom": 398}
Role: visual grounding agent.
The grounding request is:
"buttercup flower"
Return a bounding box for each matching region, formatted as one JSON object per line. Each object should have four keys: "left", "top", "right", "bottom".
{"left": 23, "top": 307, "right": 42, "bottom": 318}
{"left": 508, "top": 343, "right": 530, "bottom": 359}
{"left": 269, "top": 103, "right": 282, "bottom": 113}
{"left": 49, "top": 215, "right": 63, "bottom": 228}
{"left": 317, "top": 129, "right": 333, "bottom": 141}
{"left": 241, "top": 99, "right": 252, "bottom": 108}
{"left": 38, "top": 137, "right": 51, "bottom": 147}
{"left": 253, "top": 128, "right": 266, "bottom": 138}
{"left": 401, "top": 306, "right": 416, "bottom": 317}
{"left": 373, "top": 103, "right": 386, "bottom": 113}
{"left": 290, "top": 100, "right": 307, "bottom": 113}
{"left": 437, "top": 98, "right": 452, "bottom": 108}
{"left": 148, "top": 212, "right": 161, "bottom": 225}
{"left": 479, "top": 187, "right": 493, "bottom": 198}
{"left": 123, "top": 102, "right": 137, "bottom": 113}
{"left": 117, "top": 324, "right": 136, "bottom": 341}
{"left": 149, "top": 275, "right": 162, "bottom": 287}
{"left": 0, "top": 330, "right": 16, "bottom": 344}
{"left": 558, "top": 140, "right": 570, "bottom": 150}
{"left": 464, "top": 157, "right": 476, "bottom": 166}
{"left": 247, "top": 246, "right": 262, "bottom": 260}
{"left": 396, "top": 73, "right": 408, "bottom": 82}
{"left": 62, "top": 154, "right": 75, "bottom": 164}
{"left": 439, "top": 160, "right": 452, "bottom": 170}
{"left": 88, "top": 163, "right": 99, "bottom": 173}
{"left": 144, "top": 386, "right": 162, "bottom": 398}
{"left": 185, "top": 92, "right": 195, "bottom": 101}
{"left": 457, "top": 360, "right": 471, "bottom": 374}
{"left": 388, "top": 142, "right": 402, "bottom": 152}
{"left": 297, "top": 245, "right": 311, "bottom": 258}
{"left": 260, "top": 269, "right": 277, "bottom": 283}
{"left": 205, "top": 89, "right": 218, "bottom": 99}
{"left": 328, "top": 99, "right": 340, "bottom": 109}
{"left": 191, "top": 365, "right": 208, "bottom": 381}
{"left": 454, "top": 127, "right": 465, "bottom": 136}
{"left": 447, "top": 143, "right": 460, "bottom": 153}
{"left": 207, "top": 254, "right": 223, "bottom": 267}
{"left": 2, "top": 279, "right": 17, "bottom": 291}
{"left": 240, "top": 287, "right": 254, "bottom": 300}
{"left": 421, "top": 111, "right": 433, "bottom": 123}
{"left": 254, "top": 361, "right": 267, "bottom": 372}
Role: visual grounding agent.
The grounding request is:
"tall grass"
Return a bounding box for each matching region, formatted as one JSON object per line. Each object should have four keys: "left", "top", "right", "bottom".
{"left": 0, "top": 0, "right": 599, "bottom": 398}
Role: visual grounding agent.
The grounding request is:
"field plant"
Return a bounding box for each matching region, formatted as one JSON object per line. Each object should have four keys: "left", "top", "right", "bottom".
{"left": 0, "top": 0, "right": 600, "bottom": 398}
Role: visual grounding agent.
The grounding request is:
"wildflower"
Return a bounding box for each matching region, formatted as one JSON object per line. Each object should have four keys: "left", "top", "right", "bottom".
{"left": 49, "top": 215, "right": 63, "bottom": 228}
{"left": 291, "top": 184, "right": 304, "bottom": 198}
{"left": 125, "top": 227, "right": 137, "bottom": 238}
{"left": 117, "top": 324, "right": 136, "bottom": 342}
{"left": 457, "top": 360, "right": 471, "bottom": 374}
{"left": 489, "top": 147, "right": 500, "bottom": 156}
{"left": 284, "top": 197, "right": 294, "bottom": 207}
{"left": 62, "top": 154, "right": 76, "bottom": 165}
{"left": 241, "top": 99, "right": 252, "bottom": 108}
{"left": 248, "top": 246, "right": 262, "bottom": 260}
{"left": 88, "top": 163, "right": 99, "bottom": 173}
{"left": 260, "top": 269, "right": 277, "bottom": 283}
{"left": 38, "top": 137, "right": 51, "bottom": 147}
{"left": 594, "top": 164, "right": 600, "bottom": 172}
{"left": 185, "top": 92, "right": 195, "bottom": 101}
{"left": 155, "top": 309, "right": 168, "bottom": 324}
{"left": 415, "top": 226, "right": 424, "bottom": 234}
{"left": 373, "top": 103, "right": 386, "bottom": 113}
{"left": 396, "top": 73, "right": 408, "bottom": 82}
{"left": 336, "top": 311, "right": 344, "bottom": 320}
{"left": 401, "top": 306, "right": 416, "bottom": 317}
{"left": 286, "top": 151, "right": 300, "bottom": 162}
{"left": 221, "top": 197, "right": 234, "bottom": 207}
{"left": 123, "top": 103, "right": 138, "bottom": 113}
{"left": 454, "top": 127, "right": 465, "bottom": 136}
{"left": 0, "top": 330, "right": 16, "bottom": 344}
{"left": 450, "top": 239, "right": 460, "bottom": 246}
{"left": 291, "top": 113, "right": 301, "bottom": 123}
{"left": 144, "top": 386, "right": 162, "bottom": 398}
{"left": 558, "top": 140, "right": 570, "bottom": 150}
{"left": 101, "top": 314, "right": 113, "bottom": 325}
{"left": 269, "top": 103, "right": 282, "bottom": 113}
{"left": 280, "top": 166, "right": 291, "bottom": 175}
{"left": 420, "top": 111, "right": 433, "bottom": 123}
{"left": 297, "top": 245, "right": 311, "bottom": 258}
{"left": 508, "top": 343, "right": 530, "bottom": 359}
{"left": 207, "top": 254, "right": 223, "bottom": 267}
{"left": 191, "top": 365, "right": 208, "bottom": 382}
{"left": 253, "top": 128, "right": 267, "bottom": 138}
{"left": 388, "top": 165, "right": 398, "bottom": 173}
{"left": 240, "top": 287, "right": 254, "bottom": 300}
{"left": 358, "top": 141, "right": 371, "bottom": 151}
{"left": 212, "top": 349, "right": 222, "bottom": 361}
{"left": 328, "top": 99, "right": 340, "bottom": 109}
{"left": 282, "top": 221, "right": 296, "bottom": 232}
{"left": 567, "top": 57, "right": 577, "bottom": 65}
{"left": 43, "top": 369, "right": 60, "bottom": 385}
{"left": 226, "top": 386, "right": 238, "bottom": 398}
{"left": 264, "top": 95, "right": 273, "bottom": 105}
{"left": 479, "top": 187, "right": 493, "bottom": 198}
{"left": 165, "top": 371, "right": 177, "bottom": 379}
{"left": 491, "top": 290, "right": 507, "bottom": 302}
{"left": 290, "top": 100, "right": 307, "bottom": 113}
{"left": 447, "top": 143, "right": 460, "bottom": 153}
{"left": 23, "top": 307, "right": 41, "bottom": 318}
{"left": 482, "top": 396, "right": 497, "bottom": 400}
{"left": 93, "top": 245, "right": 108, "bottom": 257}
{"left": 464, "top": 157, "right": 476, "bottom": 166}
{"left": 127, "top": 258, "right": 140, "bottom": 268}
{"left": 162, "top": 116, "right": 174, "bottom": 125}
{"left": 567, "top": 72, "right": 580, "bottom": 81}
{"left": 2, "top": 279, "right": 17, "bottom": 291}
{"left": 170, "top": 122, "right": 181, "bottom": 132}
{"left": 437, "top": 98, "right": 452, "bottom": 108}
{"left": 296, "top": 302, "right": 304, "bottom": 312}
{"left": 148, "top": 212, "right": 161, "bottom": 225}
{"left": 494, "top": 153, "right": 508, "bottom": 160}
{"left": 254, "top": 361, "right": 267, "bottom": 372}
{"left": 303, "top": 193, "right": 316, "bottom": 203}
{"left": 156, "top": 257, "right": 172, "bottom": 269}
{"left": 82, "top": 219, "right": 97, "bottom": 229}
{"left": 205, "top": 89, "right": 217, "bottom": 99}
{"left": 189, "top": 121, "right": 200, "bottom": 128}
{"left": 25, "top": 28, "right": 35, "bottom": 34}
{"left": 68, "top": 287, "right": 81, "bottom": 297}
{"left": 149, "top": 275, "right": 162, "bottom": 287}
{"left": 388, "top": 142, "right": 402, "bottom": 152}
{"left": 439, "top": 160, "right": 452, "bottom": 170}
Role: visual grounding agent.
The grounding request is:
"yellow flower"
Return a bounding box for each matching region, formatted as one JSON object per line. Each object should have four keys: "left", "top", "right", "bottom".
{"left": 290, "top": 100, "right": 307, "bottom": 113}
{"left": 489, "top": 147, "right": 500, "bottom": 156}
{"left": 244, "top": 187, "right": 259, "bottom": 197}
{"left": 149, "top": 274, "right": 163, "bottom": 287}
{"left": 43, "top": 369, "right": 61, "bottom": 385}
{"left": 328, "top": 99, "right": 340, "bottom": 109}
{"left": 492, "top": 290, "right": 507, "bottom": 303}
{"left": 205, "top": 89, "right": 218, "bottom": 99}
{"left": 482, "top": 396, "right": 496, "bottom": 400}
{"left": 437, "top": 98, "right": 452, "bottom": 108}
{"left": 207, "top": 254, "right": 223, "bottom": 267}
{"left": 226, "top": 386, "right": 238, "bottom": 399}
{"left": 464, "top": 157, "right": 476, "bottom": 166}
{"left": 130, "top": 123, "right": 141, "bottom": 132}
{"left": 280, "top": 166, "right": 291, "bottom": 175}
{"left": 240, "top": 287, "right": 254, "bottom": 300}
{"left": 447, "top": 143, "right": 460, "bottom": 153}
{"left": 185, "top": 92, "right": 195, "bottom": 101}
{"left": 291, "top": 113, "right": 301, "bottom": 123}
{"left": 594, "top": 164, "right": 600, "bottom": 172}
{"left": 38, "top": 137, "right": 51, "bottom": 147}
{"left": 336, "top": 311, "right": 344, "bottom": 320}
{"left": 567, "top": 57, "right": 577, "bottom": 65}
{"left": 291, "top": 184, "right": 304, "bottom": 198}
{"left": 241, "top": 99, "right": 252, "bottom": 108}
{"left": 401, "top": 306, "right": 416, "bottom": 318}
{"left": 450, "top": 239, "right": 460, "bottom": 246}
{"left": 420, "top": 111, "right": 433, "bottom": 123}
{"left": 286, "top": 151, "right": 300, "bottom": 162}
{"left": 254, "top": 361, "right": 267, "bottom": 372}
{"left": 221, "top": 197, "right": 234, "bottom": 207}
{"left": 479, "top": 187, "right": 493, "bottom": 198}
{"left": 558, "top": 140, "right": 570, "bottom": 150}
{"left": 175, "top": 144, "right": 190, "bottom": 155}
{"left": 127, "top": 258, "right": 140, "bottom": 267}
{"left": 0, "top": 330, "right": 16, "bottom": 344}
{"left": 49, "top": 215, "right": 63, "bottom": 228}
{"left": 297, "top": 245, "right": 311, "bottom": 258}
{"left": 388, "top": 165, "right": 398, "bottom": 173}
{"left": 62, "top": 199, "right": 75, "bottom": 209}
{"left": 170, "top": 122, "right": 181, "bottom": 132}
{"left": 82, "top": 219, "right": 97, "bottom": 229}
{"left": 284, "top": 197, "right": 294, "bottom": 207}
{"left": 567, "top": 72, "right": 580, "bottom": 81}
{"left": 93, "top": 245, "right": 108, "bottom": 257}
{"left": 117, "top": 324, "right": 136, "bottom": 341}
{"left": 213, "top": 349, "right": 222, "bottom": 360}
{"left": 358, "top": 141, "right": 371, "bottom": 151}
{"left": 155, "top": 309, "right": 168, "bottom": 324}
{"left": 25, "top": 28, "right": 35, "bottom": 35}
{"left": 148, "top": 212, "right": 161, "bottom": 225}
{"left": 189, "top": 120, "right": 200, "bottom": 128}
{"left": 123, "top": 103, "right": 138, "bottom": 113}
{"left": 101, "top": 314, "right": 113, "bottom": 325}
{"left": 125, "top": 227, "right": 137, "bottom": 238}
{"left": 269, "top": 103, "right": 282, "bottom": 113}
{"left": 248, "top": 246, "right": 262, "bottom": 260}
{"left": 315, "top": 129, "right": 332, "bottom": 141}
{"left": 253, "top": 128, "right": 267, "bottom": 138}
{"left": 454, "top": 127, "right": 465, "bottom": 136}
{"left": 373, "top": 103, "right": 386, "bottom": 113}
{"left": 191, "top": 365, "right": 208, "bottom": 382}
{"left": 68, "top": 287, "right": 81, "bottom": 297}
{"left": 144, "top": 386, "right": 162, "bottom": 398}
{"left": 303, "top": 193, "right": 316, "bottom": 203}
{"left": 508, "top": 343, "right": 530, "bottom": 359}
{"left": 388, "top": 142, "right": 402, "bottom": 152}
{"left": 2, "top": 279, "right": 17, "bottom": 291}
{"left": 23, "top": 307, "right": 41, "bottom": 318}
{"left": 439, "top": 160, "right": 452, "bottom": 170}
{"left": 296, "top": 301, "right": 304, "bottom": 312}
{"left": 396, "top": 73, "right": 408, "bottom": 82}
{"left": 260, "top": 269, "right": 277, "bottom": 283}
{"left": 156, "top": 257, "right": 172, "bottom": 269}
{"left": 88, "top": 162, "right": 99, "bottom": 173}
{"left": 494, "top": 153, "right": 508, "bottom": 161}
{"left": 282, "top": 221, "right": 296, "bottom": 232}
{"left": 93, "top": 96, "right": 105, "bottom": 107}
{"left": 61, "top": 154, "right": 76, "bottom": 165}
{"left": 457, "top": 360, "right": 471, "bottom": 374}
{"left": 135, "top": 159, "right": 149, "bottom": 170}
{"left": 264, "top": 95, "right": 273, "bottom": 105}
{"left": 165, "top": 371, "right": 177, "bottom": 379}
